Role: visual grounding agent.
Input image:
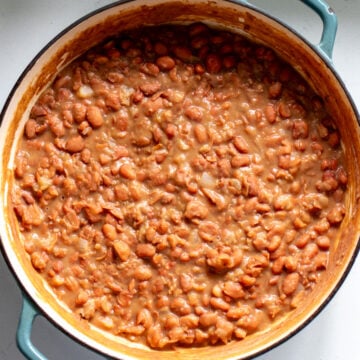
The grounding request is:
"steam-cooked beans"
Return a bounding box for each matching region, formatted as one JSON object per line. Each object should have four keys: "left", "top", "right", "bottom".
{"left": 12, "top": 24, "right": 347, "bottom": 349}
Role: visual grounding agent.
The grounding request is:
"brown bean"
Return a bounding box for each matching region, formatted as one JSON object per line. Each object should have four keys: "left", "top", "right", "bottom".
{"left": 231, "top": 154, "right": 251, "bottom": 168}
{"left": 316, "top": 235, "right": 330, "bottom": 250}
{"left": 215, "top": 317, "right": 234, "bottom": 343}
{"left": 136, "top": 308, "right": 153, "bottom": 329}
{"left": 75, "top": 290, "right": 89, "bottom": 306}
{"left": 180, "top": 314, "right": 199, "bottom": 329}
{"left": 184, "top": 200, "right": 208, "bottom": 220}
{"left": 113, "top": 240, "right": 130, "bottom": 261}
{"left": 140, "top": 62, "right": 160, "bottom": 76}
{"left": 198, "top": 221, "right": 220, "bottom": 242}
{"left": 278, "top": 101, "right": 291, "bottom": 118}
{"left": 223, "top": 281, "right": 244, "bottom": 299}
{"left": 210, "top": 297, "right": 230, "bottom": 311}
{"left": 185, "top": 106, "right": 204, "bottom": 122}
{"left": 193, "top": 124, "right": 208, "bottom": 143}
{"left": 65, "top": 135, "right": 85, "bottom": 153}
{"left": 302, "top": 243, "right": 319, "bottom": 263}
{"left": 327, "top": 204, "right": 345, "bottom": 224}
{"left": 268, "top": 81, "right": 282, "bottom": 99}
{"left": 139, "top": 81, "right": 161, "bottom": 96}
{"left": 134, "top": 265, "right": 153, "bottom": 281}
{"left": 265, "top": 103, "right": 276, "bottom": 123}
{"left": 154, "top": 42, "right": 168, "bottom": 55}
{"left": 102, "top": 223, "right": 117, "bottom": 240}
{"left": 282, "top": 272, "right": 300, "bottom": 296}
{"left": 119, "top": 163, "right": 136, "bottom": 180}
{"left": 205, "top": 54, "right": 222, "bottom": 73}
{"left": 233, "top": 136, "right": 249, "bottom": 153}
{"left": 31, "top": 251, "right": 49, "bottom": 271}
{"left": 173, "top": 46, "right": 193, "bottom": 62}
{"left": 199, "top": 312, "right": 218, "bottom": 327}
{"left": 86, "top": 106, "right": 103, "bottom": 128}
{"left": 292, "top": 119, "right": 309, "bottom": 139}
{"left": 156, "top": 56, "right": 176, "bottom": 71}
{"left": 136, "top": 243, "right": 156, "bottom": 258}
{"left": 170, "top": 297, "right": 192, "bottom": 316}
{"left": 72, "top": 103, "right": 87, "bottom": 123}
{"left": 179, "top": 273, "right": 193, "bottom": 293}
{"left": 24, "top": 119, "right": 37, "bottom": 139}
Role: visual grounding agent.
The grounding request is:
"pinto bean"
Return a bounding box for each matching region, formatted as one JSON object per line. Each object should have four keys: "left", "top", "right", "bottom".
{"left": 156, "top": 56, "right": 176, "bottom": 71}
{"left": 119, "top": 164, "right": 136, "bottom": 180}
{"left": 194, "top": 124, "right": 208, "bottom": 143}
{"left": 282, "top": 272, "right": 300, "bottom": 296}
{"left": 65, "top": 135, "right": 85, "bottom": 153}
{"left": 205, "top": 54, "right": 222, "bottom": 73}
{"left": 184, "top": 200, "right": 208, "bottom": 220}
{"left": 185, "top": 106, "right": 204, "bottom": 122}
{"left": 86, "top": 106, "right": 103, "bottom": 128}
{"left": 136, "top": 243, "right": 156, "bottom": 258}
{"left": 233, "top": 136, "right": 249, "bottom": 153}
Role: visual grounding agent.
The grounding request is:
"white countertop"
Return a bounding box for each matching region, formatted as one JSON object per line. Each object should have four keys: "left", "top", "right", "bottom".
{"left": 0, "top": 1, "right": 359, "bottom": 359}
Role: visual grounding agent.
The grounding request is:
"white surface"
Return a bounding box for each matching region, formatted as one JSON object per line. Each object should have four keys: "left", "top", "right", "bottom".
{"left": 0, "top": 0, "right": 359, "bottom": 359}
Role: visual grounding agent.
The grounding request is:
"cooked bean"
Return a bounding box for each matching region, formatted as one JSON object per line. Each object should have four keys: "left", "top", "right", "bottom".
{"left": 282, "top": 272, "right": 300, "bottom": 296}
{"left": 184, "top": 200, "right": 208, "bottom": 220}
{"left": 156, "top": 56, "right": 175, "bottom": 71}
{"left": 210, "top": 297, "right": 230, "bottom": 311}
{"left": 102, "top": 223, "right": 117, "bottom": 240}
{"left": 223, "top": 281, "right": 244, "bottom": 299}
{"left": 205, "top": 54, "right": 222, "bottom": 73}
{"left": 316, "top": 235, "right": 330, "bottom": 250}
{"left": 193, "top": 124, "right": 208, "bottom": 143}
{"left": 199, "top": 312, "right": 218, "bottom": 327}
{"left": 134, "top": 265, "right": 153, "bottom": 281}
{"left": 233, "top": 136, "right": 249, "bottom": 153}
{"left": 86, "top": 106, "right": 103, "bottom": 128}
{"left": 170, "top": 297, "right": 192, "bottom": 316}
{"left": 173, "top": 46, "right": 193, "bottom": 62}
{"left": 139, "top": 81, "right": 161, "bottom": 96}
{"left": 119, "top": 163, "right": 136, "bottom": 180}
{"left": 65, "top": 135, "right": 85, "bottom": 153}
{"left": 136, "top": 243, "right": 156, "bottom": 258}
{"left": 185, "top": 106, "right": 204, "bottom": 122}
{"left": 113, "top": 240, "right": 130, "bottom": 261}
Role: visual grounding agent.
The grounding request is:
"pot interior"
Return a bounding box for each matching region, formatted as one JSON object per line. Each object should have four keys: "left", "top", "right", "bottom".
{"left": 1, "top": 0, "right": 359, "bottom": 359}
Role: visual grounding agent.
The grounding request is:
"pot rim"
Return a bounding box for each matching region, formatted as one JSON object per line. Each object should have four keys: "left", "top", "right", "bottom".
{"left": 1, "top": 0, "right": 359, "bottom": 359}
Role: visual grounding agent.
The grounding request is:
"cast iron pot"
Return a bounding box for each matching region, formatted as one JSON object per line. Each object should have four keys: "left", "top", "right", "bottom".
{"left": 1, "top": 0, "right": 359, "bottom": 359}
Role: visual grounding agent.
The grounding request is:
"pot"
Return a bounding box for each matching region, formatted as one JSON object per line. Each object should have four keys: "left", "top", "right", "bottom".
{"left": 1, "top": 0, "right": 359, "bottom": 359}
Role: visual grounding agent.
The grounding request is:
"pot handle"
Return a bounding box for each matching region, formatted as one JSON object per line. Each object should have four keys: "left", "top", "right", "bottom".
{"left": 241, "top": 0, "right": 337, "bottom": 60}
{"left": 17, "top": 295, "right": 47, "bottom": 360}
{"left": 301, "top": 0, "right": 337, "bottom": 59}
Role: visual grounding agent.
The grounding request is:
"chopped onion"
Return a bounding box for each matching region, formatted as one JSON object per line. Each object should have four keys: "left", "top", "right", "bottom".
{"left": 77, "top": 85, "right": 94, "bottom": 98}
{"left": 199, "top": 172, "right": 216, "bottom": 188}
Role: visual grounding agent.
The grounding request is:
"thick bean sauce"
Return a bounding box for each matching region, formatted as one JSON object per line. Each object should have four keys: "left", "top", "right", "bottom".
{"left": 12, "top": 24, "right": 347, "bottom": 348}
